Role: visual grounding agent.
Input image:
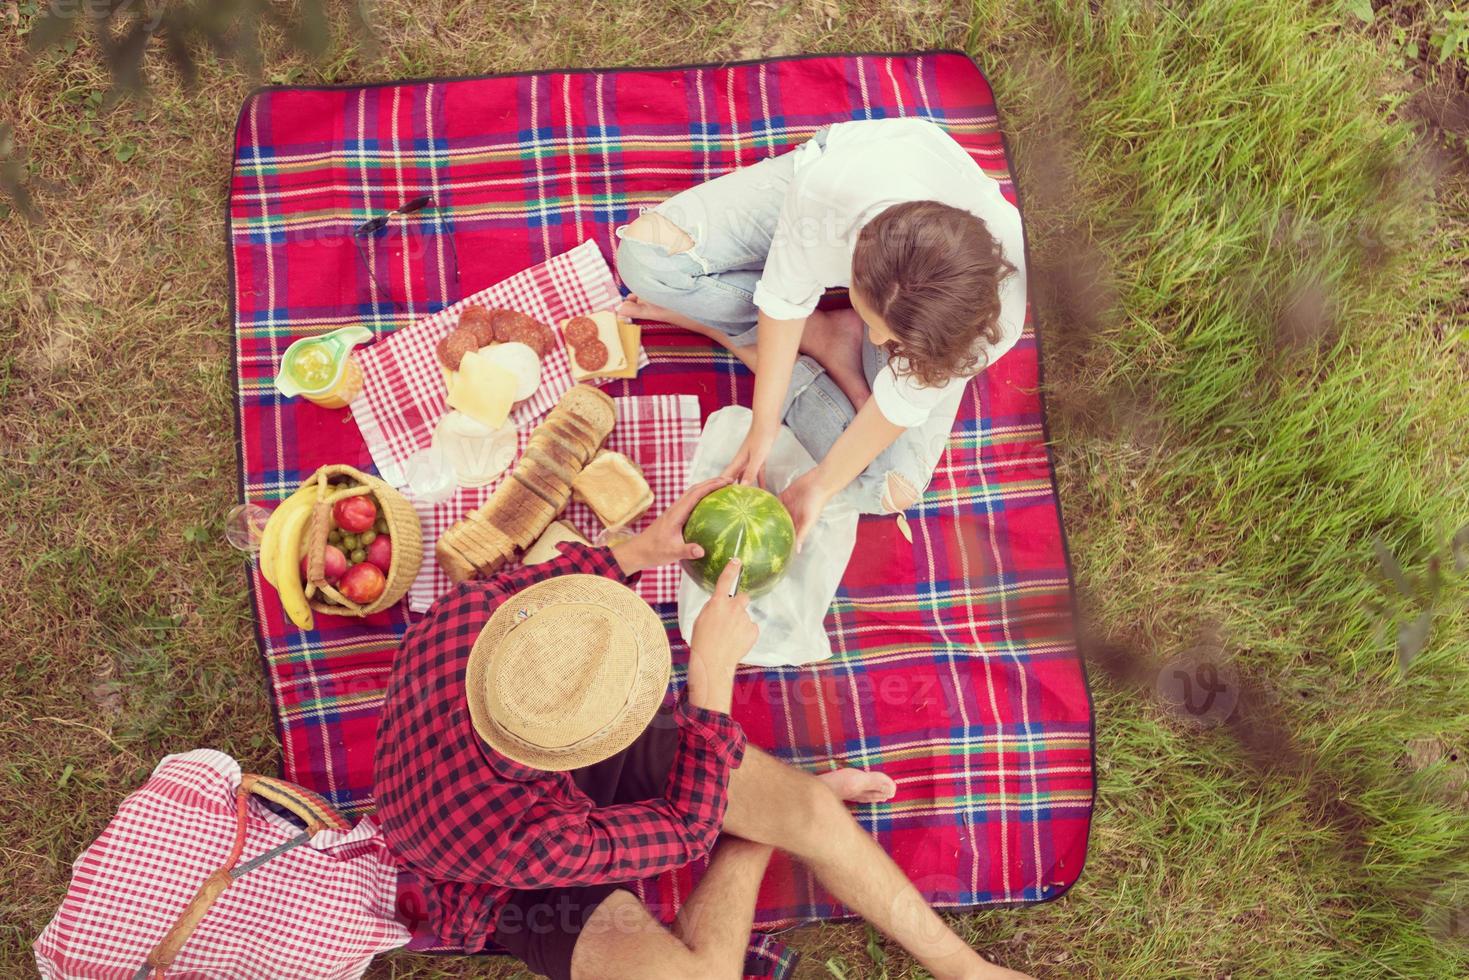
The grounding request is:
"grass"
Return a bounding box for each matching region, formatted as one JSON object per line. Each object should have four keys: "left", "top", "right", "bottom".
{"left": 1, "top": 0, "right": 1466, "bottom": 976}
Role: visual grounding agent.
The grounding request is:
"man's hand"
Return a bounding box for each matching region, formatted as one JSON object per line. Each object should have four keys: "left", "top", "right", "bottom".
{"left": 779, "top": 467, "right": 834, "bottom": 553}
{"left": 685, "top": 560, "right": 759, "bottom": 714}
{"left": 611, "top": 477, "right": 732, "bottom": 576}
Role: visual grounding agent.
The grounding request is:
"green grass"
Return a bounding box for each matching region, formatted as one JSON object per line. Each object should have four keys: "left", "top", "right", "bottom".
{"left": 2, "top": 0, "right": 1466, "bottom": 977}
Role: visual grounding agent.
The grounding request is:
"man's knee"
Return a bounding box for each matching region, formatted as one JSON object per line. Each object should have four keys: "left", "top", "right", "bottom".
{"left": 691, "top": 952, "right": 745, "bottom": 980}
{"left": 784, "top": 772, "right": 852, "bottom": 851}
{"left": 633, "top": 951, "right": 740, "bottom": 980}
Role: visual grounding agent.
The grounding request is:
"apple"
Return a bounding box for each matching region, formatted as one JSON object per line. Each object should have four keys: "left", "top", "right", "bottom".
{"left": 339, "top": 561, "right": 386, "bottom": 604}
{"left": 300, "top": 544, "right": 349, "bottom": 584}
{"left": 333, "top": 495, "right": 378, "bottom": 533}
{"left": 365, "top": 534, "right": 392, "bottom": 573}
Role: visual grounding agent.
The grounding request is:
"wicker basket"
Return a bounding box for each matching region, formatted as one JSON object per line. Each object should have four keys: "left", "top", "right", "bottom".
{"left": 299, "top": 464, "right": 423, "bottom": 617}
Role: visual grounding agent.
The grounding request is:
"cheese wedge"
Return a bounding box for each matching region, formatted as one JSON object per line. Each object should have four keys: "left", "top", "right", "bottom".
{"left": 447, "top": 349, "right": 517, "bottom": 429}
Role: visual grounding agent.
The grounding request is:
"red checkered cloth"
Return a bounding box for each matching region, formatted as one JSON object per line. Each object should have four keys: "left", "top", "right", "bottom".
{"left": 33, "top": 750, "right": 408, "bottom": 980}
{"left": 406, "top": 393, "right": 700, "bottom": 612}
{"left": 350, "top": 239, "right": 646, "bottom": 487}
{"left": 230, "top": 52, "right": 1093, "bottom": 967}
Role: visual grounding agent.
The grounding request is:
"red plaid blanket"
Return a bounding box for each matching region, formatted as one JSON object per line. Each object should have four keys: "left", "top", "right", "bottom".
{"left": 230, "top": 51, "right": 1093, "bottom": 949}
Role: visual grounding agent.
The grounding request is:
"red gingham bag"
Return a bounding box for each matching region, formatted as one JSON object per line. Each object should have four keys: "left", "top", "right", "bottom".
{"left": 34, "top": 750, "right": 409, "bottom": 980}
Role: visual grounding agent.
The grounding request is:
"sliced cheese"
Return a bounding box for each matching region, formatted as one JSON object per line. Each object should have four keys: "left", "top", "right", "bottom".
{"left": 434, "top": 412, "right": 517, "bottom": 487}
{"left": 477, "top": 342, "right": 542, "bottom": 401}
{"left": 591, "top": 310, "right": 627, "bottom": 372}
{"left": 569, "top": 310, "right": 631, "bottom": 382}
{"left": 596, "top": 317, "right": 642, "bottom": 380}
{"left": 447, "top": 349, "right": 516, "bottom": 429}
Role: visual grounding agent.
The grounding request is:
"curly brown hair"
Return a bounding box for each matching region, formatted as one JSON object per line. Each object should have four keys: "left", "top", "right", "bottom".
{"left": 850, "top": 200, "right": 1017, "bottom": 388}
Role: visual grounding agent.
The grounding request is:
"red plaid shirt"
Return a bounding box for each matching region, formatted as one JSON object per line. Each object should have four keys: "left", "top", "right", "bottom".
{"left": 374, "top": 543, "right": 747, "bottom": 951}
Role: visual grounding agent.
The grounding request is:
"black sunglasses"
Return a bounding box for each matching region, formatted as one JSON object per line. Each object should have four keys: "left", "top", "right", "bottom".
{"left": 352, "top": 195, "right": 461, "bottom": 312}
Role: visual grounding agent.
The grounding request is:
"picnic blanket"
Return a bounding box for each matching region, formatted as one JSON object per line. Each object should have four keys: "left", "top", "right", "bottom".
{"left": 229, "top": 50, "right": 1094, "bottom": 951}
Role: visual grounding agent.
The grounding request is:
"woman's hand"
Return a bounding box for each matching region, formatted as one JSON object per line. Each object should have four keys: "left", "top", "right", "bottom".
{"left": 611, "top": 477, "right": 731, "bottom": 576}
{"left": 720, "top": 426, "right": 777, "bottom": 488}
{"left": 779, "top": 468, "right": 835, "bottom": 553}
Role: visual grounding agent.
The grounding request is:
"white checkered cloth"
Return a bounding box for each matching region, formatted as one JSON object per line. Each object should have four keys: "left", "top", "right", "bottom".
{"left": 407, "top": 394, "right": 702, "bottom": 613}
{"left": 33, "top": 750, "right": 408, "bottom": 980}
{"left": 350, "top": 239, "right": 642, "bottom": 487}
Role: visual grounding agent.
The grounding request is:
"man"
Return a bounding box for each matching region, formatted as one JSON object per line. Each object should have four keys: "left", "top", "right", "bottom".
{"left": 375, "top": 477, "right": 1029, "bottom": 980}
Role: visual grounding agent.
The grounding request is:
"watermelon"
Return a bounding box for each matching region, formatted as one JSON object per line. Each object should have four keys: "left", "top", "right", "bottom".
{"left": 682, "top": 484, "right": 796, "bottom": 596}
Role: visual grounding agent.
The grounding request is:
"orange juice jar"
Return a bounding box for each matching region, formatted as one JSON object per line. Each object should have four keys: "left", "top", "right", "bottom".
{"left": 273, "top": 327, "right": 373, "bottom": 408}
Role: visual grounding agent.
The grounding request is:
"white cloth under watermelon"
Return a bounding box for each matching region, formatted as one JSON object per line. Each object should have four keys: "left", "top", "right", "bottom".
{"left": 406, "top": 394, "right": 701, "bottom": 614}
{"left": 350, "top": 239, "right": 644, "bottom": 487}
{"left": 676, "top": 406, "right": 857, "bottom": 668}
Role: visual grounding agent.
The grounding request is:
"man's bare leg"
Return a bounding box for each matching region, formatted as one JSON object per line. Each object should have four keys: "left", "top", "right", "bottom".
{"left": 724, "top": 746, "right": 1031, "bottom": 980}
{"left": 570, "top": 837, "right": 773, "bottom": 980}
{"left": 816, "top": 766, "right": 897, "bottom": 802}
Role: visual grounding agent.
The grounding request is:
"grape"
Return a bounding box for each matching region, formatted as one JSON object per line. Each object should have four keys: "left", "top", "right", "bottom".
{"left": 328, "top": 528, "right": 343, "bottom": 544}
{"left": 360, "top": 529, "right": 377, "bottom": 546}
{"left": 374, "top": 516, "right": 389, "bottom": 533}
{"left": 341, "top": 533, "right": 359, "bottom": 550}
{"left": 350, "top": 548, "right": 367, "bottom": 564}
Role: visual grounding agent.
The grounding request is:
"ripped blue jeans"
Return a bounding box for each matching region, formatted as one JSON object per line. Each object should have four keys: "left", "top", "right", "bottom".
{"left": 613, "top": 140, "right": 965, "bottom": 517}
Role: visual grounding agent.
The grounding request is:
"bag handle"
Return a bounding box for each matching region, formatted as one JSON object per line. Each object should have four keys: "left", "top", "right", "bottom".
{"left": 136, "top": 774, "right": 350, "bottom": 979}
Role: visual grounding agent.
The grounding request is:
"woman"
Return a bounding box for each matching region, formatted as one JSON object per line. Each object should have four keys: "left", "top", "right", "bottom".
{"left": 615, "top": 116, "right": 1027, "bottom": 545}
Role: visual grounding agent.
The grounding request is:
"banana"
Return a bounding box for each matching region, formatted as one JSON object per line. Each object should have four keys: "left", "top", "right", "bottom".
{"left": 258, "top": 485, "right": 315, "bottom": 588}
{"left": 272, "top": 503, "right": 315, "bottom": 630}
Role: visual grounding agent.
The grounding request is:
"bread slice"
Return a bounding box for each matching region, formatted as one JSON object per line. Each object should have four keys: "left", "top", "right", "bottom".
{"left": 513, "top": 472, "right": 561, "bottom": 525}
{"left": 519, "top": 454, "right": 573, "bottom": 509}
{"left": 435, "top": 534, "right": 478, "bottom": 583}
{"left": 567, "top": 311, "right": 629, "bottom": 382}
{"left": 495, "top": 477, "right": 555, "bottom": 547}
{"left": 539, "top": 414, "right": 601, "bottom": 466}
{"left": 477, "top": 479, "right": 530, "bottom": 547}
{"left": 524, "top": 439, "right": 582, "bottom": 487}
{"left": 556, "top": 384, "right": 616, "bottom": 437}
{"left": 460, "top": 514, "right": 512, "bottom": 566}
{"left": 511, "top": 468, "right": 565, "bottom": 514}
{"left": 594, "top": 316, "right": 642, "bottom": 381}
{"left": 522, "top": 521, "right": 591, "bottom": 566}
{"left": 571, "top": 451, "right": 654, "bottom": 530}
{"left": 558, "top": 410, "right": 609, "bottom": 456}
{"left": 440, "top": 522, "right": 481, "bottom": 563}
{"left": 479, "top": 518, "right": 519, "bottom": 563}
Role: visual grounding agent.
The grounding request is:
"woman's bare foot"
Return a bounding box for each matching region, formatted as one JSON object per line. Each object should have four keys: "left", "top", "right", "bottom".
{"left": 800, "top": 307, "right": 871, "bottom": 410}
{"left": 618, "top": 293, "right": 758, "bottom": 370}
{"left": 816, "top": 767, "right": 898, "bottom": 804}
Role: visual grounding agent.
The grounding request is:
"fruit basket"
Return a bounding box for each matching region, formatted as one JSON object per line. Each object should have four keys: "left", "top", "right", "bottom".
{"left": 298, "top": 464, "right": 423, "bottom": 616}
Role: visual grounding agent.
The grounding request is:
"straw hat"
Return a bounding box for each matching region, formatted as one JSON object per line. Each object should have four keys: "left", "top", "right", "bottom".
{"left": 465, "top": 575, "right": 671, "bottom": 771}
